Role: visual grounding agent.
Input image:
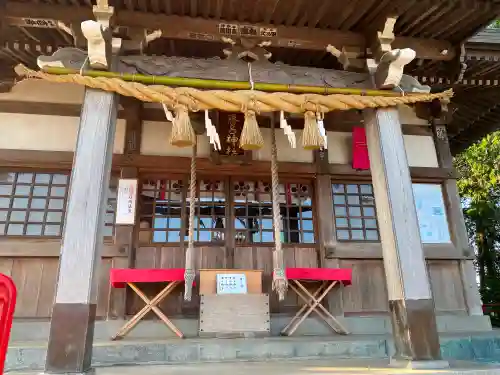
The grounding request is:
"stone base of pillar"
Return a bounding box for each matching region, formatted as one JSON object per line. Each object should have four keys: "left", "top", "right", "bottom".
{"left": 389, "top": 359, "right": 450, "bottom": 369}
{"left": 389, "top": 298, "right": 442, "bottom": 361}
{"left": 45, "top": 303, "right": 97, "bottom": 374}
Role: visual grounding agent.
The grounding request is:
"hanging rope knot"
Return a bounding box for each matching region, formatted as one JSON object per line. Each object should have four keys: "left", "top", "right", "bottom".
{"left": 170, "top": 101, "right": 196, "bottom": 147}
{"left": 301, "top": 110, "right": 325, "bottom": 150}
{"left": 183, "top": 266, "right": 196, "bottom": 301}
{"left": 240, "top": 100, "right": 264, "bottom": 150}
{"left": 272, "top": 268, "right": 288, "bottom": 302}
{"left": 185, "top": 93, "right": 201, "bottom": 113}
{"left": 184, "top": 143, "right": 197, "bottom": 301}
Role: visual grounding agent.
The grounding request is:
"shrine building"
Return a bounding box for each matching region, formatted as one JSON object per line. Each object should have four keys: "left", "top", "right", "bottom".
{"left": 1, "top": 0, "right": 500, "bottom": 373}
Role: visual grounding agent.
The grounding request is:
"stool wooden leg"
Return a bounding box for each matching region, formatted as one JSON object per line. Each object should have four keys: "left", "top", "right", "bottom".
{"left": 285, "top": 281, "right": 336, "bottom": 336}
{"left": 294, "top": 281, "right": 349, "bottom": 335}
{"left": 130, "top": 282, "right": 184, "bottom": 338}
{"left": 111, "top": 282, "right": 178, "bottom": 340}
{"left": 281, "top": 281, "right": 328, "bottom": 335}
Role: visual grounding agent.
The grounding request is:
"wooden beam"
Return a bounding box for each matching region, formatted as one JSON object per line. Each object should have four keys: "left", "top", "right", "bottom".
{"left": 364, "top": 107, "right": 444, "bottom": 366}
{"left": 0, "top": 239, "right": 126, "bottom": 257}
{"left": 3, "top": 2, "right": 455, "bottom": 60}
{"left": 0, "top": 100, "right": 432, "bottom": 136}
{"left": 0, "top": 149, "right": 456, "bottom": 181}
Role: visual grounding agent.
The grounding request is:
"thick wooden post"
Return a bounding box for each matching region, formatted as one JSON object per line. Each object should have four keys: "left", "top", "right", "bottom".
{"left": 364, "top": 107, "right": 446, "bottom": 368}
{"left": 431, "top": 123, "right": 484, "bottom": 317}
{"left": 44, "top": 73, "right": 119, "bottom": 374}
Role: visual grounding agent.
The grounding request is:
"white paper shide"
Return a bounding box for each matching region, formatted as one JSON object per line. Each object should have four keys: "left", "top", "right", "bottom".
{"left": 115, "top": 179, "right": 138, "bottom": 225}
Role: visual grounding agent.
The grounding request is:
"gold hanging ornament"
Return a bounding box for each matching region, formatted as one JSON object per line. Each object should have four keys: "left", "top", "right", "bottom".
{"left": 301, "top": 110, "right": 325, "bottom": 150}
{"left": 170, "top": 104, "right": 196, "bottom": 147}
{"left": 239, "top": 109, "right": 264, "bottom": 150}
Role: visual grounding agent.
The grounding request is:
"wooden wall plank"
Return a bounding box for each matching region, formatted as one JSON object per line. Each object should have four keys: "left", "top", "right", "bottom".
{"left": 36, "top": 260, "right": 59, "bottom": 317}
{"left": 0, "top": 258, "right": 14, "bottom": 276}
{"left": 427, "top": 260, "right": 467, "bottom": 314}
{"left": 0, "top": 257, "right": 121, "bottom": 319}
{"left": 96, "top": 258, "right": 112, "bottom": 318}
{"left": 339, "top": 259, "right": 389, "bottom": 314}
{"left": 11, "top": 258, "right": 45, "bottom": 317}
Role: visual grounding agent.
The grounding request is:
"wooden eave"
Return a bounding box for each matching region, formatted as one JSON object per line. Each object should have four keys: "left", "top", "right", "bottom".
{"left": 2, "top": 0, "right": 500, "bottom": 153}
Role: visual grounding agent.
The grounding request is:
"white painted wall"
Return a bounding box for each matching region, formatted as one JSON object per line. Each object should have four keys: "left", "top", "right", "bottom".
{"left": 141, "top": 120, "right": 213, "bottom": 158}
{"left": 0, "top": 113, "right": 126, "bottom": 153}
{"left": 141, "top": 122, "right": 438, "bottom": 167}
{"left": 0, "top": 82, "right": 436, "bottom": 165}
{"left": 0, "top": 80, "right": 84, "bottom": 104}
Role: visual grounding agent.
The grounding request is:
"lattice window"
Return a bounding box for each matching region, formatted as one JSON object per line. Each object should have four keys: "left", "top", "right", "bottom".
{"left": 233, "top": 180, "right": 315, "bottom": 244}
{"left": 189, "top": 179, "right": 226, "bottom": 243}
{"left": 139, "top": 179, "right": 185, "bottom": 243}
{"left": 332, "top": 183, "right": 379, "bottom": 241}
{"left": 0, "top": 172, "right": 118, "bottom": 239}
{"left": 0, "top": 172, "right": 69, "bottom": 237}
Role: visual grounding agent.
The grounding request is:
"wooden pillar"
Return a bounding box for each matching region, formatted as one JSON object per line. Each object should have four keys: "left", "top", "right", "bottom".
{"left": 431, "top": 122, "right": 484, "bottom": 316}
{"left": 364, "top": 107, "right": 445, "bottom": 367}
{"left": 44, "top": 62, "right": 119, "bottom": 375}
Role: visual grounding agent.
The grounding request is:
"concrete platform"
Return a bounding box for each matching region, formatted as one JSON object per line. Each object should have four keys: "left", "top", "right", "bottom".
{"left": 6, "top": 331, "right": 500, "bottom": 372}
{"left": 8, "top": 359, "right": 500, "bottom": 375}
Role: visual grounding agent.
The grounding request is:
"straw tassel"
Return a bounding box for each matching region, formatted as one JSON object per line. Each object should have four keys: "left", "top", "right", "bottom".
{"left": 239, "top": 109, "right": 264, "bottom": 150}
{"left": 170, "top": 104, "right": 196, "bottom": 148}
{"left": 301, "top": 111, "right": 325, "bottom": 150}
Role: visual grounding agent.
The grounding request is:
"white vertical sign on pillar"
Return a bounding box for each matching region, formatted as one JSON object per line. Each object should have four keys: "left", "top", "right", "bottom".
{"left": 115, "top": 178, "right": 138, "bottom": 225}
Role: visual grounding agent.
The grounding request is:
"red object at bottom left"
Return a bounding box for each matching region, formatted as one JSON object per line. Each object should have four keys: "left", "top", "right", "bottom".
{"left": 0, "top": 274, "right": 17, "bottom": 374}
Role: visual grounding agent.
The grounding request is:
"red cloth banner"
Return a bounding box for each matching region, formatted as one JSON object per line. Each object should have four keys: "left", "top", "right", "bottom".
{"left": 0, "top": 274, "right": 17, "bottom": 374}
{"left": 352, "top": 127, "right": 370, "bottom": 170}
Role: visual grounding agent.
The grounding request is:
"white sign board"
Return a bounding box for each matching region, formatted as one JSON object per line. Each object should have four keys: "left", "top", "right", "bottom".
{"left": 115, "top": 179, "right": 138, "bottom": 225}
{"left": 8, "top": 18, "right": 58, "bottom": 28}
{"left": 216, "top": 273, "right": 247, "bottom": 294}
{"left": 412, "top": 183, "right": 451, "bottom": 244}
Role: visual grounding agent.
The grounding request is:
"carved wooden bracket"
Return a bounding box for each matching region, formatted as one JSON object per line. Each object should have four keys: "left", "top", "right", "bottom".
{"left": 81, "top": 5, "right": 114, "bottom": 70}
{"left": 122, "top": 28, "right": 162, "bottom": 54}
{"left": 450, "top": 44, "right": 467, "bottom": 84}
{"left": 222, "top": 37, "right": 272, "bottom": 63}
{"left": 326, "top": 45, "right": 365, "bottom": 72}
{"left": 368, "top": 16, "right": 416, "bottom": 90}
{"left": 415, "top": 97, "right": 455, "bottom": 124}
{"left": 371, "top": 16, "right": 397, "bottom": 61}
{"left": 374, "top": 48, "right": 416, "bottom": 89}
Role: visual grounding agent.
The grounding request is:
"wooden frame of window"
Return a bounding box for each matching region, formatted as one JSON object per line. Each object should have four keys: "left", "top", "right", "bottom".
{"left": 0, "top": 168, "right": 119, "bottom": 242}
{"left": 137, "top": 173, "right": 229, "bottom": 246}
{"left": 230, "top": 177, "right": 316, "bottom": 246}
{"left": 328, "top": 178, "right": 464, "bottom": 260}
{"left": 331, "top": 181, "right": 380, "bottom": 242}
{"left": 0, "top": 171, "right": 70, "bottom": 238}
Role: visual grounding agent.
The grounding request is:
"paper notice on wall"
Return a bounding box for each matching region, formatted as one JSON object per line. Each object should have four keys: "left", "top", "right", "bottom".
{"left": 115, "top": 179, "right": 138, "bottom": 225}
{"left": 412, "top": 183, "right": 451, "bottom": 244}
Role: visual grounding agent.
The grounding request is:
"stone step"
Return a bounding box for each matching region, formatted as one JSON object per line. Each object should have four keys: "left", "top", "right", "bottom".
{"left": 8, "top": 359, "right": 500, "bottom": 375}
{"left": 6, "top": 333, "right": 500, "bottom": 372}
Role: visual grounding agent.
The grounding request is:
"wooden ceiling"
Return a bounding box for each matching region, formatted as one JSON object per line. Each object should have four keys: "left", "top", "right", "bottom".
{"left": 2, "top": 0, "right": 500, "bottom": 153}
